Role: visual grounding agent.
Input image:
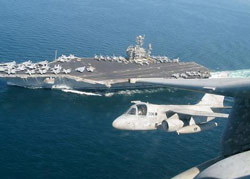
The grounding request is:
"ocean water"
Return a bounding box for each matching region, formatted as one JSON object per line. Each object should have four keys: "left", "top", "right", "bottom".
{"left": 0, "top": 0, "right": 249, "bottom": 178}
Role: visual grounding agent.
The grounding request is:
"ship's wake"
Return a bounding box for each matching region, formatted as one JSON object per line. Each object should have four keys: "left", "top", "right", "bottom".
{"left": 57, "top": 88, "right": 172, "bottom": 97}
{"left": 61, "top": 89, "right": 102, "bottom": 96}
{"left": 211, "top": 69, "right": 250, "bottom": 78}
{"left": 104, "top": 88, "right": 170, "bottom": 97}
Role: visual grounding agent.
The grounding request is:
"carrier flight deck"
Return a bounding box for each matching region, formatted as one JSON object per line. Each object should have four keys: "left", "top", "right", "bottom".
{"left": 0, "top": 36, "right": 210, "bottom": 91}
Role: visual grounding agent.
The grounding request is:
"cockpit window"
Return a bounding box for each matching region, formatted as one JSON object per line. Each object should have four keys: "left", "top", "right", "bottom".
{"left": 137, "top": 104, "right": 147, "bottom": 116}
{"left": 127, "top": 108, "right": 136, "bottom": 115}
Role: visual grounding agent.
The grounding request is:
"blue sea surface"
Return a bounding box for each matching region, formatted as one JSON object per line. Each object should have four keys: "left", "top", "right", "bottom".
{"left": 0, "top": 0, "right": 249, "bottom": 178}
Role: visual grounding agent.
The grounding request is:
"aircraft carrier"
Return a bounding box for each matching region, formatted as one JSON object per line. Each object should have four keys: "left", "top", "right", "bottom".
{"left": 0, "top": 36, "right": 210, "bottom": 91}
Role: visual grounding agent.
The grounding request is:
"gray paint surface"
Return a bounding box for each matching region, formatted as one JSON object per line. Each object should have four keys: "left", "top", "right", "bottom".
{"left": 0, "top": 59, "right": 209, "bottom": 90}
{"left": 132, "top": 78, "right": 250, "bottom": 177}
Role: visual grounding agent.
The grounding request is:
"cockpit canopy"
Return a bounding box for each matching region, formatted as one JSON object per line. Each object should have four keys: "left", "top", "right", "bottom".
{"left": 127, "top": 104, "right": 147, "bottom": 116}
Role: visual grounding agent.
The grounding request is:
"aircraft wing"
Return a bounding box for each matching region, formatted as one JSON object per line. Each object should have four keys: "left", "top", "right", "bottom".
{"left": 130, "top": 78, "right": 250, "bottom": 97}
{"left": 167, "top": 108, "right": 229, "bottom": 118}
{"left": 130, "top": 77, "right": 250, "bottom": 157}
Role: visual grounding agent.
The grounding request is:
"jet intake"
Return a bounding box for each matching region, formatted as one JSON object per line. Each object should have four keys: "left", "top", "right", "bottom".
{"left": 177, "top": 122, "right": 218, "bottom": 134}
{"left": 162, "top": 117, "right": 184, "bottom": 132}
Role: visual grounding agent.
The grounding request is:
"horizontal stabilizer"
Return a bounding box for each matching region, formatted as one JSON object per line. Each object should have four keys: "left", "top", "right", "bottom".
{"left": 211, "top": 106, "right": 232, "bottom": 109}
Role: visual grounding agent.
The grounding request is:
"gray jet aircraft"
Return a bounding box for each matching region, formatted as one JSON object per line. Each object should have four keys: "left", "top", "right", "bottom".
{"left": 113, "top": 93, "right": 229, "bottom": 134}
{"left": 128, "top": 77, "right": 250, "bottom": 178}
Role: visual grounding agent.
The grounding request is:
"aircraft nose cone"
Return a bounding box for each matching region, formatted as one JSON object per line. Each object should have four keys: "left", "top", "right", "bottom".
{"left": 112, "top": 120, "right": 120, "bottom": 129}
{"left": 112, "top": 116, "right": 125, "bottom": 129}
{"left": 112, "top": 116, "right": 131, "bottom": 130}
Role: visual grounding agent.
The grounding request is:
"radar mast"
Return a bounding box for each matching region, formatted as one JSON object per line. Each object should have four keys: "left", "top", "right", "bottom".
{"left": 136, "top": 35, "right": 145, "bottom": 47}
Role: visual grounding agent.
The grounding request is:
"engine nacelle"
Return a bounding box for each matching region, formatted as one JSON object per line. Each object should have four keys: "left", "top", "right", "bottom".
{"left": 162, "top": 118, "right": 184, "bottom": 132}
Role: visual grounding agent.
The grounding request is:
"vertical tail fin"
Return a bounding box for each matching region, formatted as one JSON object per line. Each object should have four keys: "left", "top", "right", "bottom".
{"left": 197, "top": 93, "right": 225, "bottom": 107}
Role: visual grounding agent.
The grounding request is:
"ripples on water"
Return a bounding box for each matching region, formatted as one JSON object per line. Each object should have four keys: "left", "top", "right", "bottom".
{"left": 0, "top": 0, "right": 249, "bottom": 178}
{"left": 0, "top": 86, "right": 229, "bottom": 178}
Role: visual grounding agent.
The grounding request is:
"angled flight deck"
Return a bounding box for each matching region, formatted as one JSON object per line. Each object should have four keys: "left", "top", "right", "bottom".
{"left": 0, "top": 36, "right": 210, "bottom": 91}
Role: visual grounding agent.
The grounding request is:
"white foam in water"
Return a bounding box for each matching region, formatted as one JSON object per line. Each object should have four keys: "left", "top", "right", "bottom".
{"left": 61, "top": 88, "right": 164, "bottom": 97}
{"left": 211, "top": 69, "right": 250, "bottom": 78}
{"left": 104, "top": 88, "right": 172, "bottom": 97}
{"left": 104, "top": 93, "right": 114, "bottom": 97}
{"left": 62, "top": 89, "right": 102, "bottom": 96}
{"left": 104, "top": 89, "right": 151, "bottom": 97}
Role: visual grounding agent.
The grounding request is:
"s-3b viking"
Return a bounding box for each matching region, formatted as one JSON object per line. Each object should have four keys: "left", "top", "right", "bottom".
{"left": 112, "top": 93, "right": 229, "bottom": 134}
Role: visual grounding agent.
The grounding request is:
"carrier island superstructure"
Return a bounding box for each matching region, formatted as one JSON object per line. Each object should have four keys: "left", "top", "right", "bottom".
{"left": 0, "top": 35, "right": 210, "bottom": 91}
